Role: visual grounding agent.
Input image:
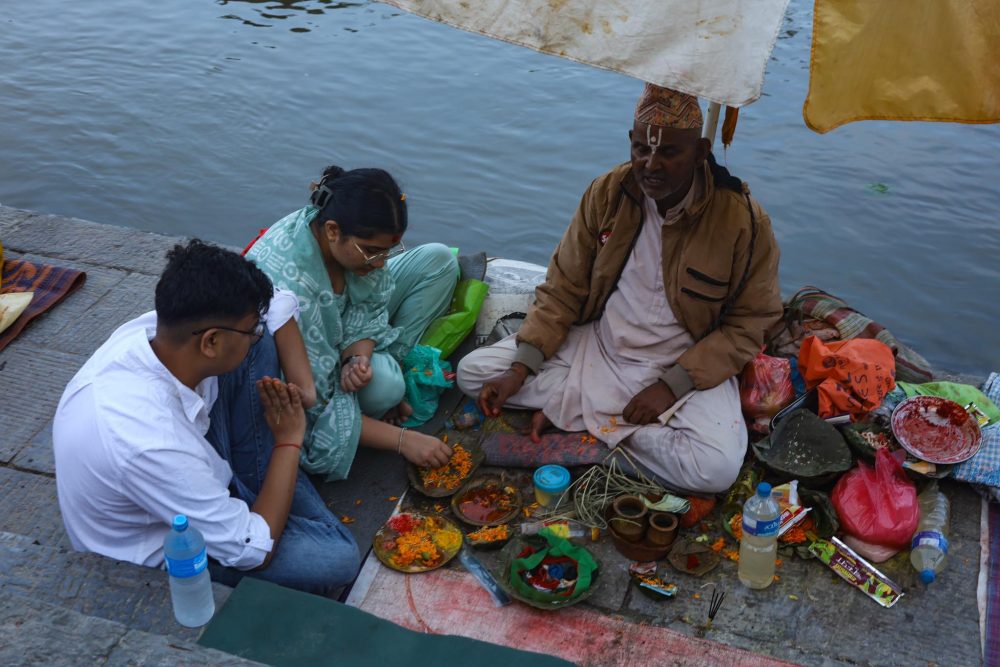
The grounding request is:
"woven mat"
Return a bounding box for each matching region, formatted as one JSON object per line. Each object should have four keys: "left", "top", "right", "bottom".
{"left": 0, "top": 258, "right": 86, "bottom": 353}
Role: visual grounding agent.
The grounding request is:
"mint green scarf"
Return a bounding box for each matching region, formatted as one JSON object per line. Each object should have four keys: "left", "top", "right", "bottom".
{"left": 247, "top": 206, "right": 402, "bottom": 480}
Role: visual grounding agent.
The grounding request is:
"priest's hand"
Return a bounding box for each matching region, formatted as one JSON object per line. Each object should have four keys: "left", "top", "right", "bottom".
{"left": 622, "top": 380, "right": 676, "bottom": 425}
{"left": 477, "top": 363, "right": 529, "bottom": 417}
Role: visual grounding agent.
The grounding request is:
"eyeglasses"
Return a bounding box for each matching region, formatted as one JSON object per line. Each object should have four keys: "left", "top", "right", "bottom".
{"left": 191, "top": 320, "right": 265, "bottom": 343}
{"left": 353, "top": 240, "right": 406, "bottom": 266}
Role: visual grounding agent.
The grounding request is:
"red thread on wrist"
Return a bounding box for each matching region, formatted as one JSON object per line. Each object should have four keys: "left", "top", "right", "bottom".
{"left": 274, "top": 443, "right": 301, "bottom": 451}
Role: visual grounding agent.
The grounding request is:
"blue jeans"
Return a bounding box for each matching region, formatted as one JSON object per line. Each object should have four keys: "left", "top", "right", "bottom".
{"left": 205, "top": 332, "right": 360, "bottom": 596}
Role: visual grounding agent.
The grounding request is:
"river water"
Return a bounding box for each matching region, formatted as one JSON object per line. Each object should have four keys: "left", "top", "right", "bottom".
{"left": 1, "top": 1, "right": 997, "bottom": 374}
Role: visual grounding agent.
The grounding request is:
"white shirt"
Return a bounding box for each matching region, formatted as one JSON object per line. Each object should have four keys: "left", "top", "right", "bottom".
{"left": 264, "top": 288, "right": 299, "bottom": 335}
{"left": 53, "top": 308, "right": 286, "bottom": 570}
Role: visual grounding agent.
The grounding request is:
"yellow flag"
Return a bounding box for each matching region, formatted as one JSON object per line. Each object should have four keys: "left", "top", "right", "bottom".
{"left": 804, "top": 0, "right": 1000, "bottom": 133}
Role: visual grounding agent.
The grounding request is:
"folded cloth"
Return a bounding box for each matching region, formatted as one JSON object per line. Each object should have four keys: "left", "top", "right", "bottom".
{"left": 951, "top": 373, "right": 1000, "bottom": 487}
{"left": 0, "top": 258, "right": 86, "bottom": 353}
{"left": 480, "top": 431, "right": 607, "bottom": 468}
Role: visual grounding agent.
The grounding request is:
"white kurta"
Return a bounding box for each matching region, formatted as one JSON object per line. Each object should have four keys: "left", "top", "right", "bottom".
{"left": 457, "top": 184, "right": 748, "bottom": 493}
{"left": 540, "top": 194, "right": 695, "bottom": 445}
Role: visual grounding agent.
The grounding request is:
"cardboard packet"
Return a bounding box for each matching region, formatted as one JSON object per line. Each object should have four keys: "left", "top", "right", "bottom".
{"left": 808, "top": 536, "right": 903, "bottom": 608}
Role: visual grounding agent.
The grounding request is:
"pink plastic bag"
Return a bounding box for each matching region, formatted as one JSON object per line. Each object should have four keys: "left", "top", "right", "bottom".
{"left": 831, "top": 448, "right": 918, "bottom": 550}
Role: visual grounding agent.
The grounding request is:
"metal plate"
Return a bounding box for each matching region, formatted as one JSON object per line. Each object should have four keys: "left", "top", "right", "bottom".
{"left": 493, "top": 536, "right": 599, "bottom": 611}
{"left": 451, "top": 475, "right": 522, "bottom": 527}
{"left": 407, "top": 434, "right": 485, "bottom": 498}
{"left": 372, "top": 512, "right": 463, "bottom": 574}
{"left": 891, "top": 396, "right": 982, "bottom": 464}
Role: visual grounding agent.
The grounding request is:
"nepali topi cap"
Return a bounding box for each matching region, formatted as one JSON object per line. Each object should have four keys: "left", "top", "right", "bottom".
{"left": 634, "top": 83, "right": 703, "bottom": 129}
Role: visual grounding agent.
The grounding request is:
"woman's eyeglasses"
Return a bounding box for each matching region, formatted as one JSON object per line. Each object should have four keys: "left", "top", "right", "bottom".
{"left": 353, "top": 241, "right": 406, "bottom": 266}
{"left": 191, "top": 320, "right": 265, "bottom": 343}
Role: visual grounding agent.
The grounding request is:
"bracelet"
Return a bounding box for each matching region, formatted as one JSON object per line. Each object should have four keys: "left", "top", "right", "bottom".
{"left": 396, "top": 427, "right": 407, "bottom": 455}
{"left": 343, "top": 354, "right": 366, "bottom": 366}
{"left": 274, "top": 443, "right": 301, "bottom": 451}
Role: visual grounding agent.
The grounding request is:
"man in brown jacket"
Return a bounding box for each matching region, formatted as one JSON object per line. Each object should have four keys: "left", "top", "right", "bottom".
{"left": 457, "top": 84, "right": 782, "bottom": 493}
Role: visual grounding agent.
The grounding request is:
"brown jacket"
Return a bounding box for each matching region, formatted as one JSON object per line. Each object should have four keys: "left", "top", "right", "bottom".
{"left": 514, "top": 161, "right": 783, "bottom": 396}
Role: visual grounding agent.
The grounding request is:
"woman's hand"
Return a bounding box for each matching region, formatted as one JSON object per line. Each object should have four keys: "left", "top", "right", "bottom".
{"left": 400, "top": 430, "right": 453, "bottom": 468}
{"left": 257, "top": 377, "right": 306, "bottom": 445}
{"left": 340, "top": 355, "right": 373, "bottom": 392}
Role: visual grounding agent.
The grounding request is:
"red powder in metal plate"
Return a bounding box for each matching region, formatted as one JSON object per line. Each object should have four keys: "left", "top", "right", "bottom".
{"left": 894, "top": 397, "right": 978, "bottom": 463}
{"left": 933, "top": 400, "right": 967, "bottom": 425}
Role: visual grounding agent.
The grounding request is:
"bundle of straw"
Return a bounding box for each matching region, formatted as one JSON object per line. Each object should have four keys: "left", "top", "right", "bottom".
{"left": 538, "top": 448, "right": 686, "bottom": 529}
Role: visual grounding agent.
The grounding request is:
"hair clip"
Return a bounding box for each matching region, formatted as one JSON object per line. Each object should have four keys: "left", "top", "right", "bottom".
{"left": 311, "top": 184, "right": 334, "bottom": 209}
{"left": 400, "top": 193, "right": 407, "bottom": 202}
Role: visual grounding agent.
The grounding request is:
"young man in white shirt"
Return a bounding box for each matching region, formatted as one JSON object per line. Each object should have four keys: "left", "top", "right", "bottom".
{"left": 53, "top": 240, "right": 359, "bottom": 595}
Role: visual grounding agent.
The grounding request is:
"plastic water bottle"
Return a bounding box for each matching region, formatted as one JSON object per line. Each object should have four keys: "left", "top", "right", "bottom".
{"left": 910, "top": 483, "right": 950, "bottom": 584}
{"left": 164, "top": 514, "right": 215, "bottom": 627}
{"left": 738, "top": 482, "right": 781, "bottom": 589}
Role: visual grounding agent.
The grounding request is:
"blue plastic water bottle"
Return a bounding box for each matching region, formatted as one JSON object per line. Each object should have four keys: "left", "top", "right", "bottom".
{"left": 163, "top": 514, "right": 215, "bottom": 627}
{"left": 910, "top": 483, "right": 950, "bottom": 584}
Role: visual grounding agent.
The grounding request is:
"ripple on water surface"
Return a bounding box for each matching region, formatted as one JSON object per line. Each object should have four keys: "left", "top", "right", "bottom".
{"left": 0, "top": 0, "right": 997, "bottom": 373}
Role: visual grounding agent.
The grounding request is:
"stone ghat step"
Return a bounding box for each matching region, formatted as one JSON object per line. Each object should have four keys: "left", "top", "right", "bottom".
{"left": 0, "top": 466, "right": 69, "bottom": 549}
{"left": 0, "top": 531, "right": 233, "bottom": 645}
{"left": 0, "top": 588, "right": 262, "bottom": 666}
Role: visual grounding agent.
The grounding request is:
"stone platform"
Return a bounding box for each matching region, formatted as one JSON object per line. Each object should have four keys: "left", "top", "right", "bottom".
{"left": 0, "top": 205, "right": 990, "bottom": 666}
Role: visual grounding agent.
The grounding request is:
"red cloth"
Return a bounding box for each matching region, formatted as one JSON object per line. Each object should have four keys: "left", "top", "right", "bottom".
{"left": 797, "top": 336, "right": 895, "bottom": 419}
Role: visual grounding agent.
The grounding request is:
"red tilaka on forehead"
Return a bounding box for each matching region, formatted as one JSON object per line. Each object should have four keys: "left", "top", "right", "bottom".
{"left": 634, "top": 83, "right": 703, "bottom": 130}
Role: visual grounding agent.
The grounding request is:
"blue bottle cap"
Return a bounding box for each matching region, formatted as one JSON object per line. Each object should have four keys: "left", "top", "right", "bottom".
{"left": 172, "top": 515, "right": 189, "bottom": 532}
{"left": 920, "top": 569, "right": 936, "bottom": 584}
{"left": 756, "top": 482, "right": 772, "bottom": 498}
{"left": 534, "top": 465, "right": 571, "bottom": 494}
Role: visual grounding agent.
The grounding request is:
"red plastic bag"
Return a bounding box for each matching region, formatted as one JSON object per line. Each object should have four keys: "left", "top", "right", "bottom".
{"left": 740, "top": 353, "right": 794, "bottom": 432}
{"left": 831, "top": 448, "right": 918, "bottom": 550}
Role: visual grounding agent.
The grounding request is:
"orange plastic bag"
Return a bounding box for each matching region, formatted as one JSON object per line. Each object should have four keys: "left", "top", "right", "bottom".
{"left": 797, "top": 336, "right": 896, "bottom": 419}
{"left": 739, "top": 353, "right": 794, "bottom": 432}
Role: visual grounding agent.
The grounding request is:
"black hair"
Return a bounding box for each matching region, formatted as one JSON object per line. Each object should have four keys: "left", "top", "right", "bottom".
{"left": 155, "top": 239, "right": 273, "bottom": 329}
{"left": 706, "top": 151, "right": 743, "bottom": 193}
{"left": 308, "top": 165, "right": 408, "bottom": 239}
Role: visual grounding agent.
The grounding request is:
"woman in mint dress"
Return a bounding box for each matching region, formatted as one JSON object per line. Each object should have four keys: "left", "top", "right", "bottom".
{"left": 247, "top": 166, "right": 456, "bottom": 480}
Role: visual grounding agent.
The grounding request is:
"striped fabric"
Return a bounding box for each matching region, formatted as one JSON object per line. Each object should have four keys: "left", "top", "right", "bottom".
{"left": 0, "top": 258, "right": 86, "bottom": 353}
{"left": 786, "top": 286, "right": 933, "bottom": 383}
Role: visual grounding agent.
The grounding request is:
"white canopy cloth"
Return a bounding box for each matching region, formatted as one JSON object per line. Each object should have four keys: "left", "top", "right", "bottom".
{"left": 382, "top": 0, "right": 790, "bottom": 107}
